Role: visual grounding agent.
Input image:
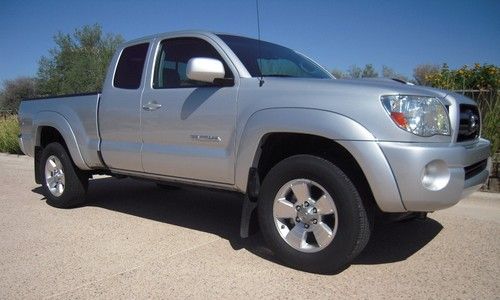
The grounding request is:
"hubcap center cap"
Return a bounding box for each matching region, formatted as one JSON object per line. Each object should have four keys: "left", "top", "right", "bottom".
{"left": 297, "top": 206, "right": 317, "bottom": 224}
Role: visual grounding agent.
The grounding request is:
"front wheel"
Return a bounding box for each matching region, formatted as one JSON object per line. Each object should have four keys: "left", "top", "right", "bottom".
{"left": 258, "top": 155, "right": 371, "bottom": 273}
{"left": 40, "top": 142, "right": 88, "bottom": 208}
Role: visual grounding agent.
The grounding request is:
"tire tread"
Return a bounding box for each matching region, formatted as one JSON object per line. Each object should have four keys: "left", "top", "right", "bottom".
{"left": 40, "top": 142, "right": 88, "bottom": 208}
{"left": 257, "top": 154, "right": 371, "bottom": 274}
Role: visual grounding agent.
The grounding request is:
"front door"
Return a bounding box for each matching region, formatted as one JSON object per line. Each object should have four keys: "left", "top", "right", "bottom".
{"left": 140, "top": 37, "right": 238, "bottom": 184}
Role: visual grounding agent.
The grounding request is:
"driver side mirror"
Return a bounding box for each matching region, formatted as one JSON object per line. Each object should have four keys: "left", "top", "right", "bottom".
{"left": 186, "top": 57, "right": 226, "bottom": 83}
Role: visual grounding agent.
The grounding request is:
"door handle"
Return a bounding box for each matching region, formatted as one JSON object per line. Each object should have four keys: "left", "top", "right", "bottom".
{"left": 142, "top": 101, "right": 162, "bottom": 111}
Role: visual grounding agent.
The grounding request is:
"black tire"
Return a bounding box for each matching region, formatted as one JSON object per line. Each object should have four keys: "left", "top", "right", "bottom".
{"left": 257, "top": 155, "right": 371, "bottom": 274}
{"left": 40, "top": 142, "right": 88, "bottom": 208}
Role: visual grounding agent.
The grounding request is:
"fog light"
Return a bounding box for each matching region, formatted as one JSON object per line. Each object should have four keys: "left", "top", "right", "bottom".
{"left": 422, "top": 160, "right": 450, "bottom": 191}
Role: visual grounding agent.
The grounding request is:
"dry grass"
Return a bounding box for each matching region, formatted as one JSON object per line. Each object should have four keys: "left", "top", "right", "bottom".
{"left": 0, "top": 115, "right": 21, "bottom": 154}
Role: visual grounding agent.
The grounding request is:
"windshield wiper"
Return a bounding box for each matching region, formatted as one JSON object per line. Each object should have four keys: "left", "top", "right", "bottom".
{"left": 261, "top": 74, "right": 297, "bottom": 78}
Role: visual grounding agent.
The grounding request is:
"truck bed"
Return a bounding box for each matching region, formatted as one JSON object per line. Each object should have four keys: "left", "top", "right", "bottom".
{"left": 19, "top": 92, "right": 104, "bottom": 170}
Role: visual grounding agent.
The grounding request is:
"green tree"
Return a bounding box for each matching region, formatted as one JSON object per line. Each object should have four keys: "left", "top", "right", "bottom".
{"left": 347, "top": 65, "right": 362, "bottom": 78}
{"left": 330, "top": 68, "right": 345, "bottom": 79}
{"left": 382, "top": 65, "right": 409, "bottom": 82}
{"left": 361, "top": 64, "right": 378, "bottom": 78}
{"left": 413, "top": 64, "right": 439, "bottom": 86}
{"left": 0, "top": 77, "right": 38, "bottom": 112}
{"left": 37, "top": 24, "right": 124, "bottom": 96}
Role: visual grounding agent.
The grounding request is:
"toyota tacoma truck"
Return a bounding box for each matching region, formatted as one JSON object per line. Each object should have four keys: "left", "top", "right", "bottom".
{"left": 18, "top": 31, "right": 490, "bottom": 273}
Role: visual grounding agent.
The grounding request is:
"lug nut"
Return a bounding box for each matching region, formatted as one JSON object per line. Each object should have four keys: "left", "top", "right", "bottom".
{"left": 312, "top": 208, "right": 317, "bottom": 213}
{"left": 304, "top": 224, "right": 310, "bottom": 229}
{"left": 296, "top": 205, "right": 301, "bottom": 211}
{"left": 296, "top": 217, "right": 300, "bottom": 223}
{"left": 312, "top": 219, "right": 317, "bottom": 224}
{"left": 304, "top": 202, "right": 309, "bottom": 207}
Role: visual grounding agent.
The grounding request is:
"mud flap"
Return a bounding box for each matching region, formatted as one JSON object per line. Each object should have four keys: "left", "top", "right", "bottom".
{"left": 240, "top": 168, "right": 260, "bottom": 238}
{"left": 240, "top": 194, "right": 258, "bottom": 238}
{"left": 34, "top": 146, "right": 42, "bottom": 184}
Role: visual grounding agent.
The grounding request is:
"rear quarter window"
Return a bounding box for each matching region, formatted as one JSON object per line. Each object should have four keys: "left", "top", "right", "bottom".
{"left": 113, "top": 43, "right": 149, "bottom": 89}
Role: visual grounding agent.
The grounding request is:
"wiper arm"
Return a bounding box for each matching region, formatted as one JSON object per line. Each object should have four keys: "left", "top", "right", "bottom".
{"left": 261, "top": 74, "right": 296, "bottom": 78}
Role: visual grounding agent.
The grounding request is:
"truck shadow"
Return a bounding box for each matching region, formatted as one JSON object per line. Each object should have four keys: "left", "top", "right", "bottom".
{"left": 354, "top": 218, "right": 442, "bottom": 265}
{"left": 32, "top": 177, "right": 443, "bottom": 272}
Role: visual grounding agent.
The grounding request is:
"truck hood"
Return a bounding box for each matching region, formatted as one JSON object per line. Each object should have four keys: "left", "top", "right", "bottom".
{"left": 238, "top": 77, "right": 471, "bottom": 143}
{"left": 261, "top": 77, "right": 449, "bottom": 99}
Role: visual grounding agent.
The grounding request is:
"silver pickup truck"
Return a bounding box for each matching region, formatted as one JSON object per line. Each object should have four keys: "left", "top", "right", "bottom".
{"left": 19, "top": 30, "right": 490, "bottom": 273}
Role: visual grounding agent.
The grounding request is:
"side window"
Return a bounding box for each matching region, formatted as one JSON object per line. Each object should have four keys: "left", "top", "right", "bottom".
{"left": 153, "top": 38, "right": 232, "bottom": 89}
{"left": 114, "top": 43, "right": 149, "bottom": 89}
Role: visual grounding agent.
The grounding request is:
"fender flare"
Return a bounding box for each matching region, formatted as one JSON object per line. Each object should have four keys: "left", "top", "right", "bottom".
{"left": 33, "top": 111, "right": 90, "bottom": 170}
{"left": 234, "top": 108, "right": 405, "bottom": 212}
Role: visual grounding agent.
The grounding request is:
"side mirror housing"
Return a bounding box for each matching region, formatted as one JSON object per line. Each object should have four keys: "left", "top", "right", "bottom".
{"left": 186, "top": 57, "right": 225, "bottom": 83}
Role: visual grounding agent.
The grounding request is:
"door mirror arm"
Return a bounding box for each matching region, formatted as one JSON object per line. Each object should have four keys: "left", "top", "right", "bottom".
{"left": 213, "top": 78, "right": 234, "bottom": 87}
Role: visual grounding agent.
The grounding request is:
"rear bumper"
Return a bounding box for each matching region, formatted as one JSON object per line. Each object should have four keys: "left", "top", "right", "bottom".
{"left": 18, "top": 135, "right": 27, "bottom": 156}
{"left": 379, "top": 138, "right": 490, "bottom": 211}
{"left": 18, "top": 132, "right": 35, "bottom": 157}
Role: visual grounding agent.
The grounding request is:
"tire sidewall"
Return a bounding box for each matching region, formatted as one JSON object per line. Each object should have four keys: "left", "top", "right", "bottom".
{"left": 258, "top": 155, "right": 365, "bottom": 272}
{"left": 40, "top": 143, "right": 87, "bottom": 208}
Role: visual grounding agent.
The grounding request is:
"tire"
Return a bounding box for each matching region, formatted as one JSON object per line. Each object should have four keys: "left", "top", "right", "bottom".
{"left": 257, "top": 155, "right": 371, "bottom": 274}
{"left": 40, "top": 142, "right": 88, "bottom": 208}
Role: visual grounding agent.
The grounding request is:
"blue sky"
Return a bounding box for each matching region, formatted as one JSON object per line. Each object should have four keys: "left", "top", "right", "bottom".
{"left": 0, "top": 0, "right": 499, "bottom": 83}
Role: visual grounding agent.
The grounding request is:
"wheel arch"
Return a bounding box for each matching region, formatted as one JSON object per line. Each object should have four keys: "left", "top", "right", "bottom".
{"left": 235, "top": 108, "right": 374, "bottom": 190}
{"left": 235, "top": 108, "right": 405, "bottom": 212}
{"left": 34, "top": 111, "right": 89, "bottom": 171}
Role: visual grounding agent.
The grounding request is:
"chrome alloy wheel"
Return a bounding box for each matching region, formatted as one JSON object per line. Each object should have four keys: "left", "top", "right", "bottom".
{"left": 273, "top": 179, "right": 338, "bottom": 253}
{"left": 44, "top": 155, "right": 65, "bottom": 197}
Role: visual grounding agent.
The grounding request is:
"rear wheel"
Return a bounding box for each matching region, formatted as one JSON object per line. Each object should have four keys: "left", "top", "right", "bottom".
{"left": 258, "top": 155, "right": 371, "bottom": 273}
{"left": 40, "top": 143, "right": 88, "bottom": 208}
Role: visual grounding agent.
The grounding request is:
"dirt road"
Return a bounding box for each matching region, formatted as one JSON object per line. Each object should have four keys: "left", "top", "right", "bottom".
{"left": 0, "top": 154, "right": 498, "bottom": 299}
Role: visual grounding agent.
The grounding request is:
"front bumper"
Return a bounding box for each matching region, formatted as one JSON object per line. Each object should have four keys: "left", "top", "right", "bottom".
{"left": 379, "top": 138, "right": 490, "bottom": 211}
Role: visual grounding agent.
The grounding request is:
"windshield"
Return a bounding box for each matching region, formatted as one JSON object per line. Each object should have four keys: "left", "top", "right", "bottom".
{"left": 218, "top": 35, "right": 332, "bottom": 79}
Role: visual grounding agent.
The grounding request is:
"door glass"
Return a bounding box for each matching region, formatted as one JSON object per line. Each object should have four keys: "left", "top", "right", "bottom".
{"left": 153, "top": 38, "right": 232, "bottom": 89}
{"left": 114, "top": 43, "right": 149, "bottom": 89}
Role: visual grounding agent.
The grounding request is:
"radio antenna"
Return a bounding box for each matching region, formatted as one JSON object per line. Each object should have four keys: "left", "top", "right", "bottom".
{"left": 256, "top": 0, "right": 264, "bottom": 87}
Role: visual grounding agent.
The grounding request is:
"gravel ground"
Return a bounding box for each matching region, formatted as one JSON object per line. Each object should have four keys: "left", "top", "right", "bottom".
{"left": 0, "top": 153, "right": 499, "bottom": 299}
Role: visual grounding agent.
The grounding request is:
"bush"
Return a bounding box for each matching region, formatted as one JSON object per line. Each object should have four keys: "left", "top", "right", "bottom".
{"left": 424, "top": 63, "right": 499, "bottom": 91}
{"left": 0, "top": 77, "right": 38, "bottom": 112}
{"left": 0, "top": 115, "right": 22, "bottom": 154}
{"left": 424, "top": 63, "right": 499, "bottom": 155}
{"left": 482, "top": 98, "right": 500, "bottom": 156}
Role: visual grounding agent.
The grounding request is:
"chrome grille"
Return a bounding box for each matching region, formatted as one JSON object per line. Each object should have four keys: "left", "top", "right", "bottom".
{"left": 464, "top": 159, "right": 487, "bottom": 180}
{"left": 457, "top": 104, "right": 480, "bottom": 142}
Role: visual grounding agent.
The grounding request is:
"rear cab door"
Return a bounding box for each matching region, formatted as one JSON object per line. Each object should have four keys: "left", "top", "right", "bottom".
{"left": 99, "top": 41, "right": 150, "bottom": 172}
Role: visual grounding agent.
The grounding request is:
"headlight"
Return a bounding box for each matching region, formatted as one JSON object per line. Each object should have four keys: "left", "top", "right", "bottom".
{"left": 381, "top": 95, "right": 450, "bottom": 137}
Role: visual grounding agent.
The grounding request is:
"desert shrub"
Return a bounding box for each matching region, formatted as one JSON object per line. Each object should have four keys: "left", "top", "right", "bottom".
{"left": 425, "top": 63, "right": 499, "bottom": 155}
{"left": 0, "top": 115, "right": 22, "bottom": 154}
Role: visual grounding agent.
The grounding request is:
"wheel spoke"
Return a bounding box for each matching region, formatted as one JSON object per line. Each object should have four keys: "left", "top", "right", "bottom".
{"left": 57, "top": 183, "right": 64, "bottom": 195}
{"left": 315, "top": 194, "right": 335, "bottom": 215}
{"left": 47, "top": 159, "right": 57, "bottom": 172}
{"left": 274, "top": 198, "right": 296, "bottom": 219}
{"left": 273, "top": 178, "right": 339, "bottom": 253}
{"left": 46, "top": 176, "right": 57, "bottom": 188}
{"left": 285, "top": 225, "right": 307, "bottom": 249}
{"left": 291, "top": 182, "right": 310, "bottom": 204}
{"left": 313, "top": 222, "right": 333, "bottom": 247}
